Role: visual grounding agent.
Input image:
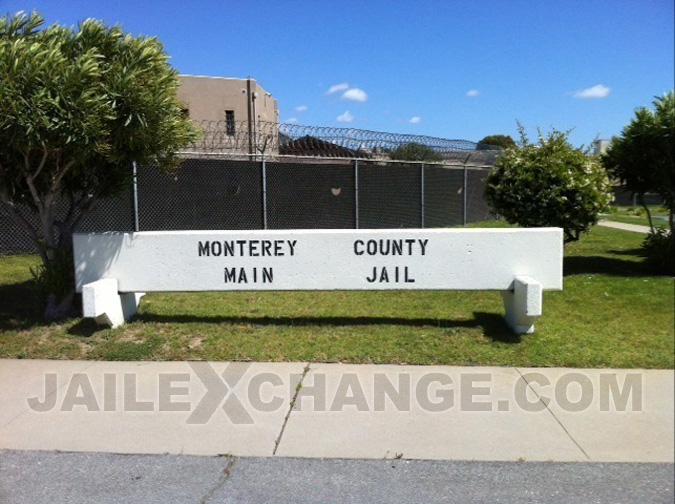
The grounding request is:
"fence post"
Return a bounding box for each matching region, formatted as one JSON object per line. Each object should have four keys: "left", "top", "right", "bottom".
{"left": 261, "top": 155, "right": 268, "bottom": 230}
{"left": 462, "top": 163, "right": 468, "bottom": 227}
{"left": 354, "top": 159, "right": 359, "bottom": 229}
{"left": 420, "top": 163, "right": 425, "bottom": 228}
{"left": 132, "top": 161, "right": 140, "bottom": 232}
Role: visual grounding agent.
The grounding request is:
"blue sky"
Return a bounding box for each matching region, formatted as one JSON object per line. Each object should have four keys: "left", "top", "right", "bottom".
{"left": 2, "top": 0, "right": 673, "bottom": 146}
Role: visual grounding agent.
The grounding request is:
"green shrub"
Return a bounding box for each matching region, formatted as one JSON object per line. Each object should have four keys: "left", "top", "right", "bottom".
{"left": 484, "top": 128, "right": 613, "bottom": 243}
{"left": 641, "top": 228, "right": 674, "bottom": 275}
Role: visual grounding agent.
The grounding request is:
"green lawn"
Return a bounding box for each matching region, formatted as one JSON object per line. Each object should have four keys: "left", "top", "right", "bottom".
{"left": 602, "top": 206, "right": 671, "bottom": 229}
{"left": 0, "top": 225, "right": 673, "bottom": 368}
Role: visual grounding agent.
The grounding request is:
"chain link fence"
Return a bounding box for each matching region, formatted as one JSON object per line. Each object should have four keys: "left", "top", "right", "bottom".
{"left": 0, "top": 156, "right": 494, "bottom": 254}
{"left": 140, "top": 156, "right": 493, "bottom": 231}
{"left": 1, "top": 122, "right": 498, "bottom": 255}
{"left": 0, "top": 190, "right": 135, "bottom": 254}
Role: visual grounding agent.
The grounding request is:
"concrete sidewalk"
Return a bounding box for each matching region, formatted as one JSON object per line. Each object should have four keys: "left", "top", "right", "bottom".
{"left": 598, "top": 220, "right": 653, "bottom": 233}
{"left": 0, "top": 359, "right": 672, "bottom": 463}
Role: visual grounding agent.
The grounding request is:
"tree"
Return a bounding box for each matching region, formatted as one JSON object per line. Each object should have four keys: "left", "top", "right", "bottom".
{"left": 484, "top": 126, "right": 613, "bottom": 243}
{"left": 0, "top": 12, "right": 200, "bottom": 319}
{"left": 390, "top": 142, "right": 442, "bottom": 162}
{"left": 602, "top": 91, "right": 674, "bottom": 231}
{"left": 477, "top": 134, "right": 516, "bottom": 150}
{"left": 602, "top": 91, "right": 674, "bottom": 275}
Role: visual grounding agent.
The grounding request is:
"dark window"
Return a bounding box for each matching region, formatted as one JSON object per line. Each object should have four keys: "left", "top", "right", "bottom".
{"left": 225, "top": 110, "right": 235, "bottom": 136}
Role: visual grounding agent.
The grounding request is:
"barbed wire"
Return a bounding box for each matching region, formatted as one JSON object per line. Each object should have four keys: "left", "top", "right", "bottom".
{"left": 187, "top": 120, "right": 501, "bottom": 164}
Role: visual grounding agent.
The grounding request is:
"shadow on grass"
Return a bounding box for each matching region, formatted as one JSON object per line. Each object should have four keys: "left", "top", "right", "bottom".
{"left": 0, "top": 279, "right": 519, "bottom": 343}
{"left": 474, "top": 313, "right": 522, "bottom": 344}
{"left": 133, "top": 311, "right": 520, "bottom": 344}
{"left": 67, "top": 318, "right": 107, "bottom": 337}
{"left": 0, "top": 281, "right": 99, "bottom": 335}
{"left": 564, "top": 255, "right": 647, "bottom": 277}
{"left": 608, "top": 248, "right": 644, "bottom": 257}
{"left": 0, "top": 280, "right": 44, "bottom": 331}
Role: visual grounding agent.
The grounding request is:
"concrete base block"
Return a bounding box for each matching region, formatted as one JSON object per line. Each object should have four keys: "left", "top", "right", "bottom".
{"left": 502, "top": 276, "right": 543, "bottom": 334}
{"left": 121, "top": 292, "right": 145, "bottom": 322}
{"left": 82, "top": 278, "right": 143, "bottom": 328}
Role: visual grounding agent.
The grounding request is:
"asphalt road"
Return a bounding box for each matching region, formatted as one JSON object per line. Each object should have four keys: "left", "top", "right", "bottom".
{"left": 1, "top": 450, "right": 673, "bottom": 504}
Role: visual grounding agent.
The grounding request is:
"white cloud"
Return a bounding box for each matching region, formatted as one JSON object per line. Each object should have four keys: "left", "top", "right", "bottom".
{"left": 573, "top": 84, "right": 611, "bottom": 99}
{"left": 336, "top": 111, "right": 354, "bottom": 123}
{"left": 286, "top": 117, "right": 299, "bottom": 124}
{"left": 295, "top": 105, "right": 308, "bottom": 112}
{"left": 409, "top": 116, "right": 422, "bottom": 124}
{"left": 466, "top": 89, "right": 480, "bottom": 98}
{"left": 326, "top": 83, "right": 349, "bottom": 95}
{"left": 342, "top": 88, "right": 368, "bottom": 102}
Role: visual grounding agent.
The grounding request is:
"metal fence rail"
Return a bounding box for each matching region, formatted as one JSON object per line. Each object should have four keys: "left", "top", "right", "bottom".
{"left": 0, "top": 155, "right": 495, "bottom": 255}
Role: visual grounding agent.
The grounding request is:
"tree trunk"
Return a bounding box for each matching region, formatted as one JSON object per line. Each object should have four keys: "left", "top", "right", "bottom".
{"left": 38, "top": 225, "right": 82, "bottom": 322}
{"left": 44, "top": 290, "right": 80, "bottom": 321}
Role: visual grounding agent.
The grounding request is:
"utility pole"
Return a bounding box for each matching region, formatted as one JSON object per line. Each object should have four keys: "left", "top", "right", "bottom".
{"left": 246, "top": 77, "right": 253, "bottom": 155}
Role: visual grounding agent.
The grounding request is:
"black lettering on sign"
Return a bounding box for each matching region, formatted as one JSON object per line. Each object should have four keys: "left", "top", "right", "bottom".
{"left": 224, "top": 241, "right": 235, "bottom": 256}
{"left": 366, "top": 266, "right": 415, "bottom": 283}
{"left": 224, "top": 267, "right": 237, "bottom": 283}
{"left": 199, "top": 241, "right": 210, "bottom": 256}
{"left": 391, "top": 240, "right": 403, "bottom": 255}
{"left": 287, "top": 240, "right": 297, "bottom": 256}
{"left": 224, "top": 267, "right": 274, "bottom": 284}
{"left": 201, "top": 240, "right": 298, "bottom": 257}
{"left": 405, "top": 267, "right": 415, "bottom": 283}
{"left": 352, "top": 239, "right": 430, "bottom": 256}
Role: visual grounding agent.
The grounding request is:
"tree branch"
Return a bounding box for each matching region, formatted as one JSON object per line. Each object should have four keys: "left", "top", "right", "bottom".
{"left": 32, "top": 146, "right": 50, "bottom": 180}
{"left": 51, "top": 159, "right": 75, "bottom": 193}
{"left": 70, "top": 190, "right": 100, "bottom": 230}
{"left": 21, "top": 150, "right": 44, "bottom": 214}
{"left": 20, "top": 150, "right": 59, "bottom": 256}
{"left": 56, "top": 190, "right": 77, "bottom": 229}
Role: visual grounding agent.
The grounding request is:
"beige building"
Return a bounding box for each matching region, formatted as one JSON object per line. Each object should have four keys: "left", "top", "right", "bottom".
{"left": 177, "top": 75, "right": 279, "bottom": 154}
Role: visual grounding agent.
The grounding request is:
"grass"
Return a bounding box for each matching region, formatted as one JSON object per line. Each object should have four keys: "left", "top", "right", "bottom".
{"left": 0, "top": 224, "right": 673, "bottom": 368}
{"left": 602, "top": 206, "right": 671, "bottom": 229}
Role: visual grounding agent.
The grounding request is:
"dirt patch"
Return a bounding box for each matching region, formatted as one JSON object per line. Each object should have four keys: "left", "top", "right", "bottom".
{"left": 188, "top": 337, "right": 204, "bottom": 349}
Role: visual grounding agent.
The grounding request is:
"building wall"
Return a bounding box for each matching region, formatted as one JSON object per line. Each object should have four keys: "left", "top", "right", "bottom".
{"left": 177, "top": 75, "right": 278, "bottom": 125}
{"left": 177, "top": 75, "right": 279, "bottom": 154}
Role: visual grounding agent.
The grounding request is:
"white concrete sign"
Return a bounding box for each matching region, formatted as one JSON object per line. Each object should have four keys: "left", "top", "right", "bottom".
{"left": 74, "top": 229, "right": 562, "bottom": 292}
{"left": 73, "top": 228, "right": 563, "bottom": 333}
